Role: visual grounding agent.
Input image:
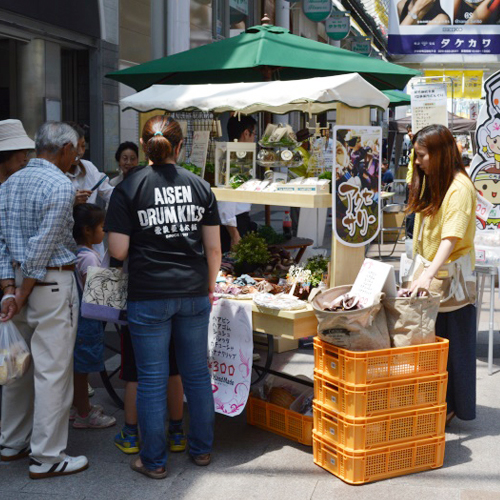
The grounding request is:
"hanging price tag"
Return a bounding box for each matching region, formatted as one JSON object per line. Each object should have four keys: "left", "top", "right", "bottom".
{"left": 476, "top": 193, "right": 494, "bottom": 223}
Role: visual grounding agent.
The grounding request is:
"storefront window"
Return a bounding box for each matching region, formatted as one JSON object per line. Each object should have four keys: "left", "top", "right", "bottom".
{"left": 230, "top": 0, "right": 254, "bottom": 30}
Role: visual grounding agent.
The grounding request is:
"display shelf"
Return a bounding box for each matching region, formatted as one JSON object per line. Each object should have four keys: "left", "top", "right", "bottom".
{"left": 212, "top": 187, "right": 332, "bottom": 208}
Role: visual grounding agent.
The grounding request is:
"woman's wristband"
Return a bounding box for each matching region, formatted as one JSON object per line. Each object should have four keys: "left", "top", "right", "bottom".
{"left": 1, "top": 294, "right": 16, "bottom": 305}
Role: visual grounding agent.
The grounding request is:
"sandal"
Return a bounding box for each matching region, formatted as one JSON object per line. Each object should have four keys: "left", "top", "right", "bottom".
{"left": 446, "top": 411, "right": 456, "bottom": 426}
{"left": 130, "top": 456, "right": 167, "bottom": 479}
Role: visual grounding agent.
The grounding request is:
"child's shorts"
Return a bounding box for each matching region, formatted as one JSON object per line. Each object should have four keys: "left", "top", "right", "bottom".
{"left": 120, "top": 325, "right": 179, "bottom": 382}
{"left": 74, "top": 316, "right": 105, "bottom": 373}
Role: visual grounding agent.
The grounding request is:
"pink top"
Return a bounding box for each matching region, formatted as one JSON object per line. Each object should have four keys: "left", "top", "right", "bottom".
{"left": 75, "top": 246, "right": 101, "bottom": 290}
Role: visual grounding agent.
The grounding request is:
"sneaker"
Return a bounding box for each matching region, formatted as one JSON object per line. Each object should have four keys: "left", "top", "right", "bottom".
{"left": 70, "top": 404, "right": 102, "bottom": 423}
{"left": 190, "top": 453, "right": 211, "bottom": 466}
{"left": 88, "top": 383, "right": 95, "bottom": 398}
{"left": 29, "top": 455, "right": 88, "bottom": 479}
{"left": 73, "top": 406, "right": 116, "bottom": 429}
{"left": 114, "top": 430, "right": 139, "bottom": 454}
{"left": 1, "top": 445, "right": 30, "bottom": 462}
{"left": 168, "top": 432, "right": 187, "bottom": 453}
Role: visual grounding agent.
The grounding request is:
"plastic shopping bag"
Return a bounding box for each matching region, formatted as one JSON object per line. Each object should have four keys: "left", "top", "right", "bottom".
{"left": 0, "top": 320, "right": 31, "bottom": 385}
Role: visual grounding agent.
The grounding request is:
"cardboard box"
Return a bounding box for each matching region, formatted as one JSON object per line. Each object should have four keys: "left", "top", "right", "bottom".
{"left": 382, "top": 212, "right": 405, "bottom": 243}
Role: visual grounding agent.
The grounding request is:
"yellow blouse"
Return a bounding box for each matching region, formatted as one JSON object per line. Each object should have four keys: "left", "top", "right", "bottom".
{"left": 413, "top": 173, "right": 476, "bottom": 267}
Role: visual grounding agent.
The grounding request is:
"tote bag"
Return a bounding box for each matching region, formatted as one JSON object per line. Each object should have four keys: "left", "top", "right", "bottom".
{"left": 81, "top": 266, "right": 128, "bottom": 325}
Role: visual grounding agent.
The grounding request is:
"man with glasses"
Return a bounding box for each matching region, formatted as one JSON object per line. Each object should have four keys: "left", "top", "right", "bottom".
{"left": 0, "top": 122, "right": 89, "bottom": 479}
{"left": 219, "top": 115, "right": 258, "bottom": 253}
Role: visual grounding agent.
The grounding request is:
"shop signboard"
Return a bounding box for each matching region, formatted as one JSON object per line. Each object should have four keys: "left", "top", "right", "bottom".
{"left": 208, "top": 299, "right": 253, "bottom": 417}
{"left": 350, "top": 36, "right": 372, "bottom": 55}
{"left": 470, "top": 71, "right": 500, "bottom": 230}
{"left": 332, "top": 125, "right": 382, "bottom": 247}
{"left": 326, "top": 12, "right": 351, "bottom": 41}
{"left": 303, "top": 0, "right": 333, "bottom": 22}
{"left": 411, "top": 83, "right": 448, "bottom": 133}
{"left": 388, "top": 0, "right": 500, "bottom": 54}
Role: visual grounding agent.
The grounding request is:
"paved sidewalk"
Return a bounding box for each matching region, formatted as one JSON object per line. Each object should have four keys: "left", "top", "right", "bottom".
{"left": 1, "top": 327, "right": 499, "bottom": 500}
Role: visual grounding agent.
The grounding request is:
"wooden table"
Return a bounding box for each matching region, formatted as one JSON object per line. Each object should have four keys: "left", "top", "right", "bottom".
{"left": 269, "top": 236, "right": 314, "bottom": 263}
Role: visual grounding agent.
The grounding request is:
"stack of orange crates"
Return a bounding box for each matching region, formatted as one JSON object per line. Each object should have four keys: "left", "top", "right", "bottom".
{"left": 312, "top": 336, "right": 449, "bottom": 484}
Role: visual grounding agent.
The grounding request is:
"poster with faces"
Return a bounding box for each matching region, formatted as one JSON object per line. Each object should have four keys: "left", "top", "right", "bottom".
{"left": 470, "top": 71, "right": 500, "bottom": 231}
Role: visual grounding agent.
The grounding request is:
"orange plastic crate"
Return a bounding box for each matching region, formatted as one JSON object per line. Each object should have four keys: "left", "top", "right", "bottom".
{"left": 314, "top": 371, "right": 448, "bottom": 418}
{"left": 246, "top": 395, "right": 313, "bottom": 446}
{"left": 313, "top": 401, "right": 446, "bottom": 450}
{"left": 313, "top": 430, "right": 445, "bottom": 484}
{"left": 314, "top": 337, "right": 449, "bottom": 385}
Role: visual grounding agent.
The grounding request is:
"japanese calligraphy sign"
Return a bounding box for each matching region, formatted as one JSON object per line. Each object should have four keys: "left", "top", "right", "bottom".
{"left": 411, "top": 83, "right": 448, "bottom": 133}
{"left": 333, "top": 126, "right": 382, "bottom": 247}
{"left": 388, "top": 0, "right": 500, "bottom": 55}
{"left": 470, "top": 71, "right": 500, "bottom": 231}
{"left": 326, "top": 12, "right": 350, "bottom": 41}
{"left": 208, "top": 299, "right": 253, "bottom": 417}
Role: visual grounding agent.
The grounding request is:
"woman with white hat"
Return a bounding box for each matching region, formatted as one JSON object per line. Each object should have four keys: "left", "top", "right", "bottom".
{"left": 0, "top": 119, "right": 34, "bottom": 184}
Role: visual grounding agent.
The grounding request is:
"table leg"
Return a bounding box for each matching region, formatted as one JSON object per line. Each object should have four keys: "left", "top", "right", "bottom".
{"left": 295, "top": 246, "right": 307, "bottom": 263}
{"left": 488, "top": 273, "right": 495, "bottom": 375}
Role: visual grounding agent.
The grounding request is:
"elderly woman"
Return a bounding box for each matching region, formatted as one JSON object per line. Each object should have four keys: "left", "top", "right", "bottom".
{"left": 0, "top": 119, "right": 34, "bottom": 184}
{"left": 110, "top": 142, "right": 139, "bottom": 187}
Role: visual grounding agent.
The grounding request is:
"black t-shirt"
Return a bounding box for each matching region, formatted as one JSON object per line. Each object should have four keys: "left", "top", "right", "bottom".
{"left": 105, "top": 164, "right": 220, "bottom": 301}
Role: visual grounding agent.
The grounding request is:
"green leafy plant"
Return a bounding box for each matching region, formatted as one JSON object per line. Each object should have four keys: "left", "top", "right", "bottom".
{"left": 205, "top": 162, "right": 215, "bottom": 174}
{"left": 258, "top": 225, "right": 286, "bottom": 245}
{"left": 179, "top": 162, "right": 202, "bottom": 176}
{"left": 232, "top": 232, "right": 270, "bottom": 266}
{"left": 304, "top": 255, "right": 329, "bottom": 287}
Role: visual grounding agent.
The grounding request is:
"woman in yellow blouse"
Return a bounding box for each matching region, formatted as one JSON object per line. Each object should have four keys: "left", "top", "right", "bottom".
{"left": 408, "top": 124, "right": 477, "bottom": 425}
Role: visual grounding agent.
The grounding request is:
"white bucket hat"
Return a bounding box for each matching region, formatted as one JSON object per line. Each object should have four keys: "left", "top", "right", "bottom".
{"left": 0, "top": 119, "right": 35, "bottom": 152}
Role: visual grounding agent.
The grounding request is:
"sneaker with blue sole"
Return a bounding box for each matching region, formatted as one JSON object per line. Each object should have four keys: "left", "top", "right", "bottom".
{"left": 114, "top": 430, "right": 139, "bottom": 454}
{"left": 168, "top": 432, "right": 187, "bottom": 453}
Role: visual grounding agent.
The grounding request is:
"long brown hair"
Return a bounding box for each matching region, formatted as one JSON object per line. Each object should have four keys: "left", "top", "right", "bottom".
{"left": 407, "top": 124, "right": 468, "bottom": 218}
{"left": 141, "top": 115, "right": 183, "bottom": 164}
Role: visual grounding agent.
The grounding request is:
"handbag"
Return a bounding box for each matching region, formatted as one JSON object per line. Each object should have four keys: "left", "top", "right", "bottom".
{"left": 402, "top": 217, "right": 476, "bottom": 313}
{"left": 383, "top": 289, "right": 441, "bottom": 347}
{"left": 81, "top": 266, "right": 128, "bottom": 325}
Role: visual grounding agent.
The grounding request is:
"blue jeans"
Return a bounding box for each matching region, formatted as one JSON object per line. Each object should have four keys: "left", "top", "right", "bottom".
{"left": 128, "top": 296, "right": 214, "bottom": 470}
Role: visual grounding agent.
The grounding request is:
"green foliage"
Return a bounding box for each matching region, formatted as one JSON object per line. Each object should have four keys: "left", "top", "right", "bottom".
{"left": 232, "top": 232, "right": 271, "bottom": 266}
{"left": 258, "top": 225, "right": 286, "bottom": 245}
{"left": 318, "top": 171, "right": 332, "bottom": 181}
{"left": 179, "top": 162, "right": 202, "bottom": 176}
{"left": 304, "top": 255, "right": 329, "bottom": 287}
{"left": 205, "top": 162, "right": 215, "bottom": 174}
{"left": 229, "top": 174, "right": 249, "bottom": 189}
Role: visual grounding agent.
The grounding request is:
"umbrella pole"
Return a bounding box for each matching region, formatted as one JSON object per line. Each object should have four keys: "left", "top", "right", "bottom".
{"left": 330, "top": 104, "right": 371, "bottom": 287}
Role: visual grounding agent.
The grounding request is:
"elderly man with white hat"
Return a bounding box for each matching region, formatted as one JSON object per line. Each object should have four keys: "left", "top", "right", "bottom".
{"left": 0, "top": 121, "right": 89, "bottom": 479}
{"left": 0, "top": 119, "right": 34, "bottom": 184}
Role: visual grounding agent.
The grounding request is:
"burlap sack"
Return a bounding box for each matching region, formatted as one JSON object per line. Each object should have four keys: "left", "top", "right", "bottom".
{"left": 383, "top": 290, "right": 441, "bottom": 347}
{"left": 312, "top": 285, "right": 391, "bottom": 351}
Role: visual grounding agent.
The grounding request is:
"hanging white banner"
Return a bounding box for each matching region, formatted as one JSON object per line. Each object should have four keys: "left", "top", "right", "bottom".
{"left": 208, "top": 299, "right": 253, "bottom": 417}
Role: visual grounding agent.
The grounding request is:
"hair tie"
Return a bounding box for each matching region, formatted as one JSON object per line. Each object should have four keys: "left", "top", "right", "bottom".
{"left": 154, "top": 131, "right": 163, "bottom": 137}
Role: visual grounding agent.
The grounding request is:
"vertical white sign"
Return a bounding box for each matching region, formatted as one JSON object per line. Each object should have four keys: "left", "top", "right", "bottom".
{"left": 208, "top": 299, "right": 253, "bottom": 417}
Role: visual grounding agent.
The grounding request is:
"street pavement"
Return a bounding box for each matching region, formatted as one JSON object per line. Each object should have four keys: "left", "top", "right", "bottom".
{"left": 2, "top": 221, "right": 500, "bottom": 499}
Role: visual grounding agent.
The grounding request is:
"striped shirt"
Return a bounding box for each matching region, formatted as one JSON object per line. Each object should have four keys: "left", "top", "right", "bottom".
{"left": 0, "top": 158, "right": 76, "bottom": 281}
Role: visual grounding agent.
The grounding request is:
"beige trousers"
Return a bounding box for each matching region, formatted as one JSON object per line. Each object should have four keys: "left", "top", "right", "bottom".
{"left": 0, "top": 269, "right": 78, "bottom": 463}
